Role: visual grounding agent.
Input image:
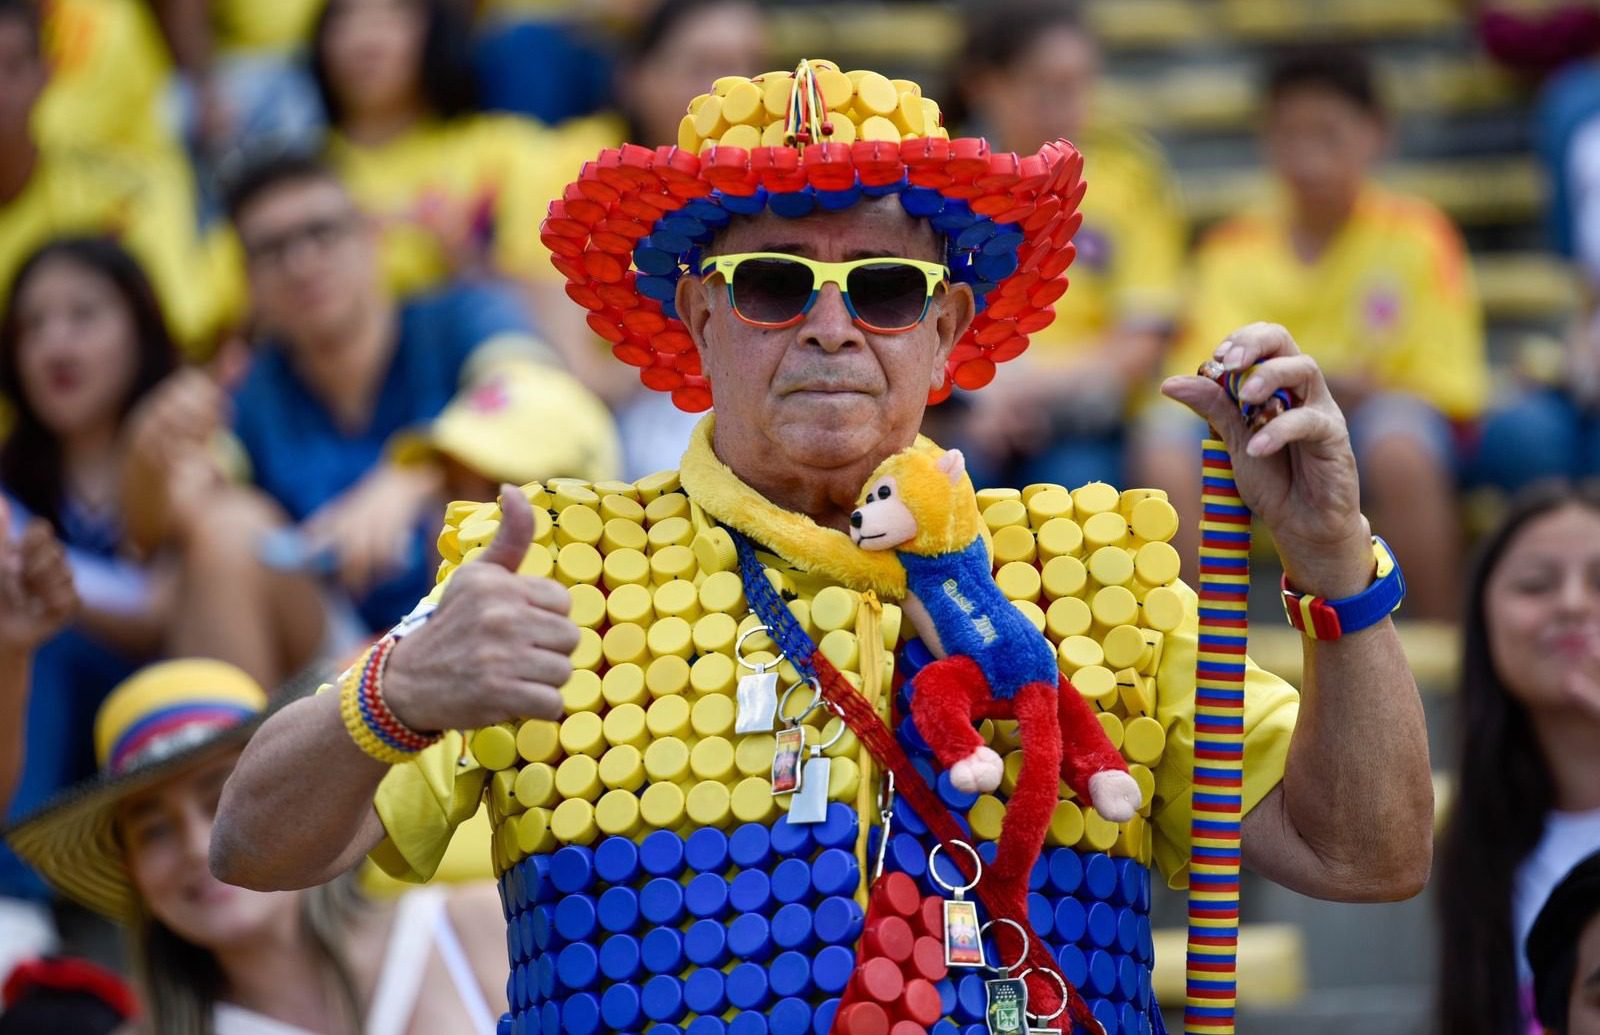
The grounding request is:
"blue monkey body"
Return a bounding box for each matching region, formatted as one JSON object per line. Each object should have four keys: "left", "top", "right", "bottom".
{"left": 899, "top": 539, "right": 1059, "bottom": 699}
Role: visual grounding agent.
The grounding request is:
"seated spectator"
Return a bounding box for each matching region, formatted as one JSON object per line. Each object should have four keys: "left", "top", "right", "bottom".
{"left": 5, "top": 658, "right": 509, "bottom": 1034}
{"left": 1473, "top": 323, "right": 1600, "bottom": 493}
{"left": 0, "top": 235, "right": 323, "bottom": 982}
{"left": 1528, "top": 850, "right": 1600, "bottom": 1035}
{"left": 0, "top": 956, "right": 135, "bottom": 1035}
{"left": 199, "top": 154, "right": 615, "bottom": 633}
{"left": 307, "top": 0, "right": 598, "bottom": 366}
{"left": 0, "top": 0, "right": 222, "bottom": 354}
{"left": 1436, "top": 481, "right": 1600, "bottom": 1033}
{"left": 1136, "top": 45, "right": 1487, "bottom": 619}
{"left": 600, "top": 0, "right": 768, "bottom": 477}
{"left": 946, "top": 0, "right": 1184, "bottom": 491}
{"left": 471, "top": 2, "right": 614, "bottom": 127}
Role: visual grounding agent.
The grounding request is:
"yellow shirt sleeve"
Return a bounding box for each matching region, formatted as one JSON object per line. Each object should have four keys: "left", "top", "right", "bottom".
{"left": 369, "top": 731, "right": 490, "bottom": 883}
{"left": 1149, "top": 580, "right": 1300, "bottom": 890}
{"left": 1375, "top": 203, "right": 1489, "bottom": 420}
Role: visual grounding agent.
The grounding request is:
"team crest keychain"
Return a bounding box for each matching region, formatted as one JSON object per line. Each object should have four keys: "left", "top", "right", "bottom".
{"left": 734, "top": 625, "right": 781, "bottom": 734}
{"left": 978, "top": 917, "right": 1032, "bottom": 1035}
{"left": 929, "top": 840, "right": 986, "bottom": 968}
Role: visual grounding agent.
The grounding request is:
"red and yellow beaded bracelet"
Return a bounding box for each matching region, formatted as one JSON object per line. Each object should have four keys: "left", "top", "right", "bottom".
{"left": 338, "top": 638, "right": 440, "bottom": 765}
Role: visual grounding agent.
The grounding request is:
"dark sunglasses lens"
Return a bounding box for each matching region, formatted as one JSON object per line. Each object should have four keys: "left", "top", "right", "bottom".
{"left": 729, "top": 258, "right": 814, "bottom": 324}
{"left": 848, "top": 262, "right": 930, "bottom": 330}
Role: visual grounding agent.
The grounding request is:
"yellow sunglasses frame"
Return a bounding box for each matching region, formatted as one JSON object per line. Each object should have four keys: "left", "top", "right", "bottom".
{"left": 698, "top": 252, "right": 950, "bottom": 333}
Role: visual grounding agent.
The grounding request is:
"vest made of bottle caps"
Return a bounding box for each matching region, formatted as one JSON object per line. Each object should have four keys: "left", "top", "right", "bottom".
{"left": 433, "top": 472, "right": 1181, "bottom": 1035}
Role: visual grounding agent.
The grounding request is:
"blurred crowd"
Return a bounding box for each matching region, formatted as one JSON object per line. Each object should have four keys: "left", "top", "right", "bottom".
{"left": 0, "top": 0, "right": 1595, "bottom": 1032}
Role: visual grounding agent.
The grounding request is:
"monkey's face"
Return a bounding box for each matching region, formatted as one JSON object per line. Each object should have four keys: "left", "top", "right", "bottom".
{"left": 849, "top": 475, "right": 919, "bottom": 551}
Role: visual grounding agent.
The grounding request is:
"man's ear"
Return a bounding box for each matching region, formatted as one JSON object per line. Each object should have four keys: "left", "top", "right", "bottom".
{"left": 929, "top": 282, "right": 976, "bottom": 391}
{"left": 935, "top": 448, "right": 966, "bottom": 484}
{"left": 675, "top": 272, "right": 713, "bottom": 357}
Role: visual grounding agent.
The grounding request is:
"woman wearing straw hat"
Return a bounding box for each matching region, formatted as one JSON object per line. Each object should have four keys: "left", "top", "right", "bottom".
{"left": 6, "top": 659, "right": 508, "bottom": 1035}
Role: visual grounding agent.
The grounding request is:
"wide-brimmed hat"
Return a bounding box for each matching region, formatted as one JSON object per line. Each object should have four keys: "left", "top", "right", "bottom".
{"left": 4, "top": 659, "right": 268, "bottom": 921}
{"left": 540, "top": 58, "right": 1085, "bottom": 413}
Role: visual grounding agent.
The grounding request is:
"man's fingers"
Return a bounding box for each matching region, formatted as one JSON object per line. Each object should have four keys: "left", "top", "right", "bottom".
{"left": 478, "top": 484, "right": 534, "bottom": 572}
{"left": 507, "top": 679, "right": 565, "bottom": 722}
{"left": 1244, "top": 406, "right": 1347, "bottom": 458}
{"left": 1237, "top": 355, "right": 1325, "bottom": 407}
{"left": 1214, "top": 322, "right": 1301, "bottom": 371}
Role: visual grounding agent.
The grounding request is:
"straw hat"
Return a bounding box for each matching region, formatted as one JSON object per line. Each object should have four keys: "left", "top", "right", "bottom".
{"left": 4, "top": 659, "right": 268, "bottom": 921}
{"left": 540, "top": 58, "right": 1085, "bottom": 413}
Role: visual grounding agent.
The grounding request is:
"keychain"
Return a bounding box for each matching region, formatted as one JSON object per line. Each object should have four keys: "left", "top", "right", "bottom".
{"left": 1019, "top": 966, "right": 1070, "bottom": 1035}
{"left": 734, "top": 625, "right": 783, "bottom": 734}
{"left": 929, "top": 840, "right": 985, "bottom": 968}
{"left": 873, "top": 771, "right": 895, "bottom": 882}
{"left": 978, "top": 917, "right": 1031, "bottom": 1035}
{"left": 777, "top": 678, "right": 847, "bottom": 823}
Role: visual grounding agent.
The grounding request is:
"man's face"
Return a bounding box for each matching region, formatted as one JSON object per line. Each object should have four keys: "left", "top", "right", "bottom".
{"left": 970, "top": 26, "right": 1098, "bottom": 153}
{"left": 1571, "top": 911, "right": 1600, "bottom": 1035}
{"left": 1264, "top": 87, "right": 1384, "bottom": 213}
{"left": 0, "top": 16, "right": 43, "bottom": 140}
{"left": 235, "top": 178, "right": 380, "bottom": 348}
{"left": 677, "top": 197, "right": 973, "bottom": 475}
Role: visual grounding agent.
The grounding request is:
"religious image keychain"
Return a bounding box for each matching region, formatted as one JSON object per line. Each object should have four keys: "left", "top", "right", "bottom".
{"left": 734, "top": 624, "right": 782, "bottom": 734}
{"left": 776, "top": 678, "right": 846, "bottom": 824}
{"left": 929, "top": 839, "right": 986, "bottom": 968}
{"left": 978, "top": 917, "right": 1032, "bottom": 1035}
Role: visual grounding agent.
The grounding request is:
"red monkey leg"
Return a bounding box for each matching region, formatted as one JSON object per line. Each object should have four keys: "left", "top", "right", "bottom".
{"left": 1056, "top": 674, "right": 1130, "bottom": 798}
{"left": 989, "top": 679, "right": 1063, "bottom": 893}
{"left": 908, "top": 655, "right": 992, "bottom": 771}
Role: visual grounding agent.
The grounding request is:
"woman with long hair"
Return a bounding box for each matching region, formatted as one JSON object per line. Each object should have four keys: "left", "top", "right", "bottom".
{"left": 6, "top": 658, "right": 507, "bottom": 1035}
{"left": 1436, "top": 480, "right": 1600, "bottom": 1033}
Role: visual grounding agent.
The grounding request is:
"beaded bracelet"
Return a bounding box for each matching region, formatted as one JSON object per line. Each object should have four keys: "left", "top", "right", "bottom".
{"left": 339, "top": 638, "right": 441, "bottom": 765}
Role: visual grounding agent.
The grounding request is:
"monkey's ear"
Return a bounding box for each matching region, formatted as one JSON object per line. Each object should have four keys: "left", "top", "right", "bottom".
{"left": 935, "top": 449, "right": 966, "bottom": 484}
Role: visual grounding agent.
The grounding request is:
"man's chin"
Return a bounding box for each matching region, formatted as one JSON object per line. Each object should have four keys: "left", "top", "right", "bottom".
{"left": 771, "top": 394, "right": 887, "bottom": 464}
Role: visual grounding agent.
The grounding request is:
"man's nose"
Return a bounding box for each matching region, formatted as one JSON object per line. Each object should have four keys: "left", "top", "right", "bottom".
{"left": 799, "top": 283, "right": 865, "bottom": 354}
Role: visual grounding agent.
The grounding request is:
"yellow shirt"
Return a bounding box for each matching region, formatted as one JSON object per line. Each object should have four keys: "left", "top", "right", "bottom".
{"left": 35, "top": 0, "right": 179, "bottom": 159}
{"left": 1171, "top": 185, "right": 1488, "bottom": 420}
{"left": 326, "top": 115, "right": 606, "bottom": 299}
{"left": 211, "top": 0, "right": 321, "bottom": 53}
{"left": 0, "top": 147, "right": 221, "bottom": 355}
{"left": 1030, "top": 126, "right": 1185, "bottom": 357}
{"left": 368, "top": 417, "right": 1299, "bottom": 892}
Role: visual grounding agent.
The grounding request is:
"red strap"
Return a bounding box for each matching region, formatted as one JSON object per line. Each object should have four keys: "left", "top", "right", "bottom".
{"left": 806, "top": 646, "right": 1103, "bottom": 1034}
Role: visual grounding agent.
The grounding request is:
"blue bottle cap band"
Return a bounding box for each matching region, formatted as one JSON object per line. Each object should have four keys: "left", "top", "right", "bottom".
{"left": 686, "top": 827, "right": 730, "bottom": 872}
{"left": 641, "top": 830, "right": 686, "bottom": 877}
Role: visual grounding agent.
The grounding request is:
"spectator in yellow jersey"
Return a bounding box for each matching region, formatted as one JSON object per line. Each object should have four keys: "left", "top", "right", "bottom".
{"left": 308, "top": 0, "right": 597, "bottom": 372}
{"left": 0, "top": 0, "right": 222, "bottom": 355}
{"left": 948, "top": 0, "right": 1185, "bottom": 492}
{"left": 1139, "top": 46, "right": 1487, "bottom": 620}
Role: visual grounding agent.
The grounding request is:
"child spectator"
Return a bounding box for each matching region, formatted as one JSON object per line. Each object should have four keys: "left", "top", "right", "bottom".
{"left": 1138, "top": 45, "right": 1488, "bottom": 619}
{"left": 1527, "top": 850, "right": 1600, "bottom": 1035}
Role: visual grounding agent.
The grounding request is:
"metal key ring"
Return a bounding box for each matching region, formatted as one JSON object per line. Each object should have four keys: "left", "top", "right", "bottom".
{"left": 1019, "top": 966, "right": 1069, "bottom": 1024}
{"left": 776, "top": 677, "right": 848, "bottom": 751}
{"left": 927, "top": 839, "right": 983, "bottom": 897}
{"left": 977, "top": 916, "right": 1031, "bottom": 975}
{"left": 734, "top": 624, "right": 786, "bottom": 670}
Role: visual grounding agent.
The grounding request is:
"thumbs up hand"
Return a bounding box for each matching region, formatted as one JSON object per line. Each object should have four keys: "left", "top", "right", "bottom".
{"left": 383, "top": 485, "right": 579, "bottom": 732}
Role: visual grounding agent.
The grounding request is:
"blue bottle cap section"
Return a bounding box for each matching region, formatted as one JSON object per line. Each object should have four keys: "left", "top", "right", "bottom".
{"left": 492, "top": 637, "right": 1161, "bottom": 1034}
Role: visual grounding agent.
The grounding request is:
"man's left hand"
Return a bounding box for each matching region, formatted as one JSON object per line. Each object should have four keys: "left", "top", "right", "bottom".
{"left": 1161, "top": 322, "right": 1374, "bottom": 600}
{"left": 302, "top": 461, "right": 444, "bottom": 593}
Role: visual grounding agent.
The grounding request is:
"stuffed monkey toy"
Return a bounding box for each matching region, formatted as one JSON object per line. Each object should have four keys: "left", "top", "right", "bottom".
{"left": 850, "top": 446, "right": 1141, "bottom": 910}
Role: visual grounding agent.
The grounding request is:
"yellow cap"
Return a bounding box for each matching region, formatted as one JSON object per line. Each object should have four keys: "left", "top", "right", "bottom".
{"left": 992, "top": 525, "right": 1038, "bottom": 566}
{"left": 1115, "top": 667, "right": 1153, "bottom": 717}
{"left": 595, "top": 788, "right": 644, "bottom": 838}
{"left": 567, "top": 583, "right": 606, "bottom": 630}
{"left": 686, "top": 781, "right": 733, "bottom": 828}
{"left": 571, "top": 627, "right": 603, "bottom": 671}
{"left": 731, "top": 776, "right": 778, "bottom": 823}
{"left": 515, "top": 807, "right": 555, "bottom": 856}
{"left": 1037, "top": 517, "right": 1084, "bottom": 561}
{"left": 810, "top": 586, "right": 859, "bottom": 632}
{"left": 556, "top": 505, "right": 603, "bottom": 548}
{"left": 556, "top": 542, "right": 603, "bottom": 586}
{"left": 976, "top": 487, "right": 1021, "bottom": 508}
{"left": 1047, "top": 800, "right": 1085, "bottom": 847}
{"left": 602, "top": 702, "right": 649, "bottom": 751}
{"left": 603, "top": 548, "right": 651, "bottom": 591}
{"left": 633, "top": 470, "right": 680, "bottom": 502}
{"left": 691, "top": 527, "right": 737, "bottom": 574}
{"left": 735, "top": 733, "right": 776, "bottom": 776}
{"left": 607, "top": 582, "right": 654, "bottom": 625}
{"left": 1026, "top": 488, "right": 1074, "bottom": 528}
{"left": 690, "top": 652, "right": 736, "bottom": 696}
{"left": 640, "top": 781, "right": 687, "bottom": 828}
{"left": 1072, "top": 665, "right": 1117, "bottom": 707}
{"left": 880, "top": 603, "right": 903, "bottom": 649}
{"left": 1092, "top": 585, "right": 1139, "bottom": 628}
{"left": 647, "top": 616, "right": 694, "bottom": 660}
{"left": 1102, "top": 625, "right": 1147, "bottom": 671}
{"left": 551, "top": 798, "right": 599, "bottom": 845}
{"left": 514, "top": 762, "right": 557, "bottom": 809}
{"left": 598, "top": 745, "right": 646, "bottom": 792}
{"left": 1042, "top": 555, "right": 1088, "bottom": 601}
{"left": 1134, "top": 541, "right": 1181, "bottom": 587}
{"left": 828, "top": 755, "right": 861, "bottom": 800}
{"left": 651, "top": 544, "right": 696, "bottom": 584}
{"left": 1095, "top": 711, "right": 1124, "bottom": 751}
{"left": 1087, "top": 546, "right": 1134, "bottom": 588}
{"left": 1083, "top": 511, "right": 1130, "bottom": 551}
{"left": 643, "top": 736, "right": 690, "bottom": 783}
{"left": 1122, "top": 716, "right": 1166, "bottom": 765}
{"left": 517, "top": 542, "right": 555, "bottom": 579}
{"left": 551, "top": 481, "right": 599, "bottom": 510}
{"left": 516, "top": 719, "right": 560, "bottom": 764}
{"left": 698, "top": 570, "right": 746, "bottom": 616}
{"left": 644, "top": 489, "right": 688, "bottom": 523}
{"left": 602, "top": 663, "right": 648, "bottom": 708}
{"left": 1059, "top": 634, "right": 1104, "bottom": 671}
{"left": 645, "top": 695, "right": 692, "bottom": 739}
{"left": 1130, "top": 497, "right": 1180, "bottom": 543}
{"left": 996, "top": 561, "right": 1042, "bottom": 603}
{"left": 1001, "top": 750, "right": 1023, "bottom": 796}
{"left": 603, "top": 623, "right": 649, "bottom": 667}
{"left": 969, "top": 794, "right": 1007, "bottom": 841}
{"left": 654, "top": 579, "right": 701, "bottom": 621}
{"left": 1071, "top": 482, "right": 1119, "bottom": 517}
{"left": 983, "top": 498, "right": 1028, "bottom": 532}
{"left": 1142, "top": 585, "right": 1186, "bottom": 632}
{"left": 1129, "top": 764, "right": 1156, "bottom": 814}
{"left": 491, "top": 769, "right": 523, "bottom": 818}
{"left": 559, "top": 711, "right": 606, "bottom": 758}
{"left": 690, "top": 736, "right": 736, "bottom": 782}
{"left": 1013, "top": 599, "right": 1046, "bottom": 634}
{"left": 561, "top": 669, "right": 605, "bottom": 713}
{"left": 471, "top": 723, "right": 518, "bottom": 771}
{"left": 601, "top": 492, "right": 645, "bottom": 523}
{"left": 555, "top": 754, "right": 603, "bottom": 801}
{"left": 648, "top": 516, "right": 694, "bottom": 551}
{"left": 691, "top": 694, "right": 736, "bottom": 738}
{"left": 692, "top": 612, "right": 738, "bottom": 655}
{"left": 1079, "top": 808, "right": 1119, "bottom": 851}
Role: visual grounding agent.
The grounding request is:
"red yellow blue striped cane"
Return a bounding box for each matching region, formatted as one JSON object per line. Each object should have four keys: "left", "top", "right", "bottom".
{"left": 1184, "top": 365, "right": 1290, "bottom": 1035}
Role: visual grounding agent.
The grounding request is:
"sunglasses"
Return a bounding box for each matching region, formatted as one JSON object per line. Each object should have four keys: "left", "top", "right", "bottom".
{"left": 699, "top": 252, "right": 949, "bottom": 334}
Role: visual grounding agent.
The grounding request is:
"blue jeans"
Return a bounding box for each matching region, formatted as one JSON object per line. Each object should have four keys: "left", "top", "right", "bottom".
{"left": 0, "top": 628, "right": 137, "bottom": 900}
{"left": 1470, "top": 389, "right": 1600, "bottom": 491}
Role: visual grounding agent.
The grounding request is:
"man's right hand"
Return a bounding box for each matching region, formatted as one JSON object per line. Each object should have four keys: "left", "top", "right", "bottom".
{"left": 381, "top": 485, "right": 577, "bottom": 732}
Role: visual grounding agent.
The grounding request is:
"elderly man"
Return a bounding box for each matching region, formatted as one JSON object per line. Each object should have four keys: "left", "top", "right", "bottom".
{"left": 212, "top": 60, "right": 1431, "bottom": 1034}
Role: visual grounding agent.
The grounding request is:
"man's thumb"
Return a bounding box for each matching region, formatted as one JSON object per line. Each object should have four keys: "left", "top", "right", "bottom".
{"left": 477, "top": 484, "right": 535, "bottom": 571}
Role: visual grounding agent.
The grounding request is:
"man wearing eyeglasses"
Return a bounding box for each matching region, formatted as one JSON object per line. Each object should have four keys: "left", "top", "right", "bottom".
{"left": 213, "top": 63, "right": 1433, "bottom": 1034}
